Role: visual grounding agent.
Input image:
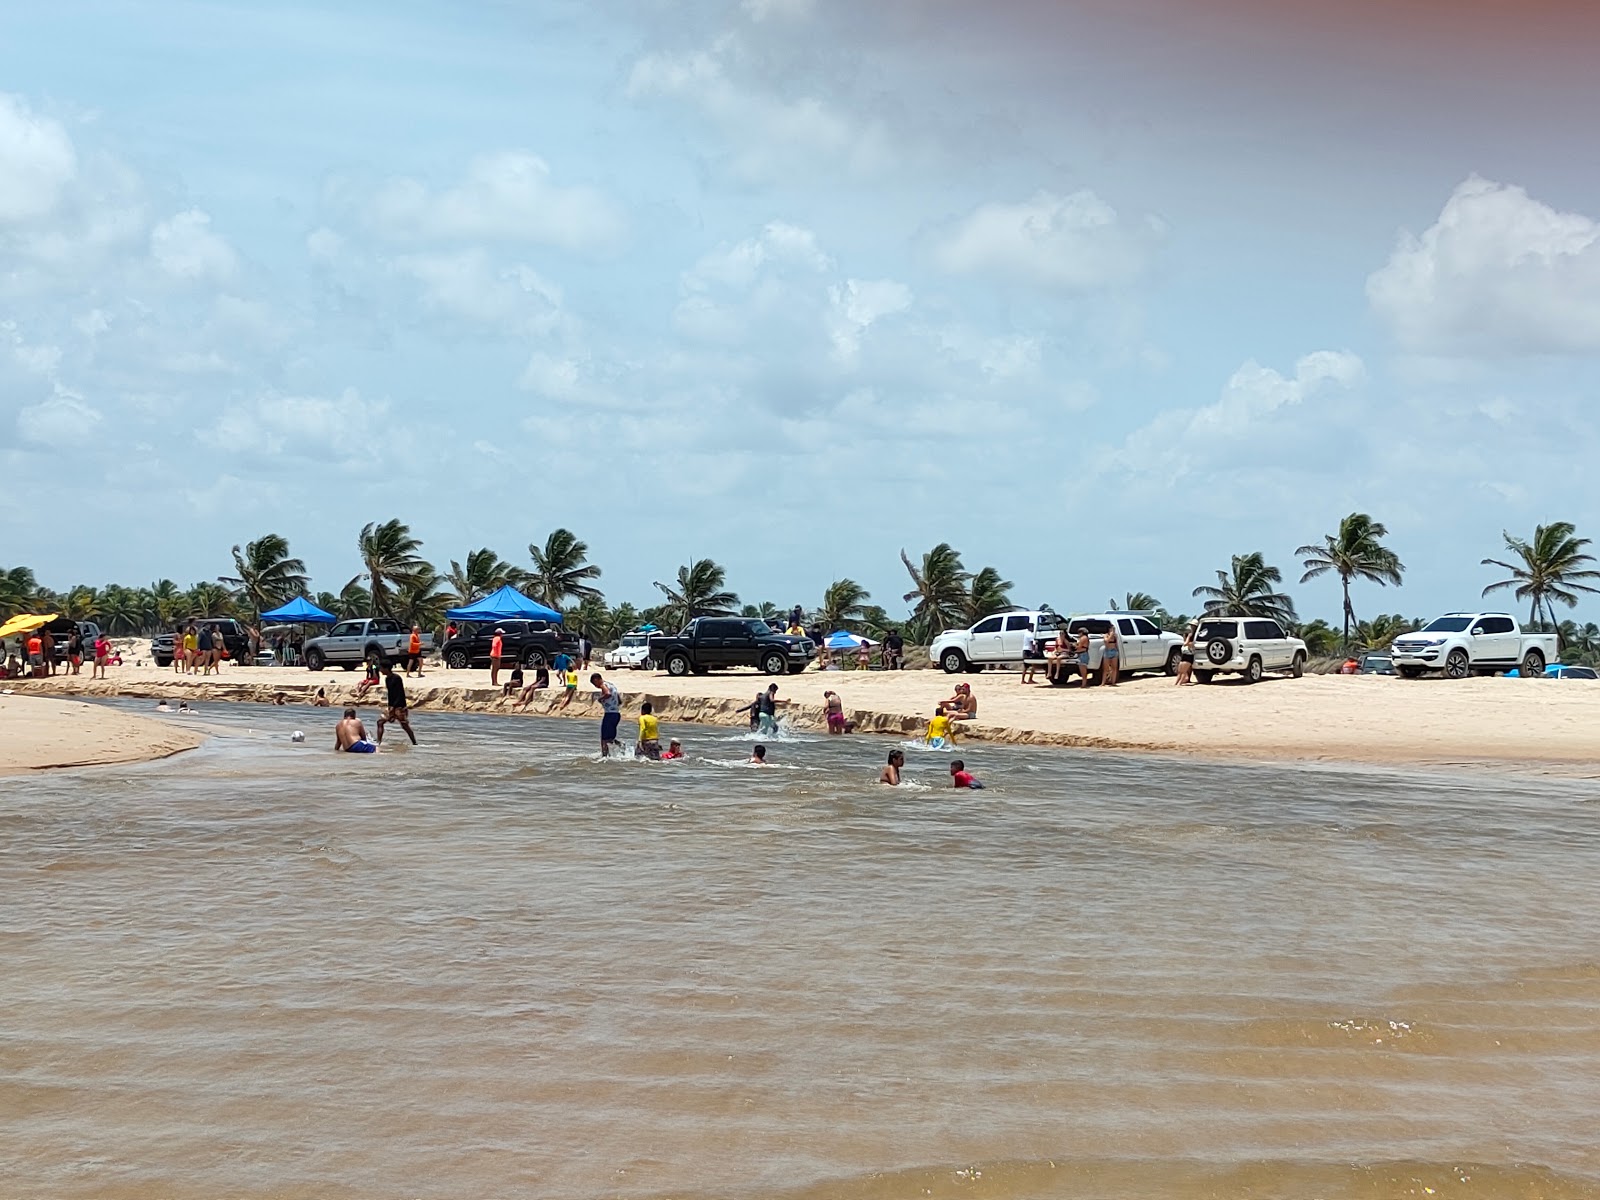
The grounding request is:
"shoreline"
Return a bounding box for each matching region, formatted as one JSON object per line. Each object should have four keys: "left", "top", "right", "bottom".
{"left": 8, "top": 662, "right": 1600, "bottom": 777}
{"left": 0, "top": 694, "right": 204, "bottom": 777}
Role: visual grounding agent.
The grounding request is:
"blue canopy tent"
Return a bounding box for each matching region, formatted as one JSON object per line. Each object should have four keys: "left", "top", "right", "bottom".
{"left": 825, "top": 630, "right": 877, "bottom": 650}
{"left": 260, "top": 596, "right": 337, "bottom": 624}
{"left": 445, "top": 585, "right": 563, "bottom": 624}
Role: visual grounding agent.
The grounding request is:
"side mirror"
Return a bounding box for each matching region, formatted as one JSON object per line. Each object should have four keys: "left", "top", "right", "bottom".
{"left": 1470, "top": 627, "right": 1483, "bottom": 636}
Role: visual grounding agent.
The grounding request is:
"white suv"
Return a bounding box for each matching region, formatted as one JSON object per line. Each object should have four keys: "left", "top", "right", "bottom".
{"left": 1192, "top": 615, "right": 1307, "bottom": 683}
{"left": 931, "top": 609, "right": 1060, "bottom": 673}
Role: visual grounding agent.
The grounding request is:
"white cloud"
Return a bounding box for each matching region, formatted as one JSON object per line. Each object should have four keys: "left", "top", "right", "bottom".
{"left": 202, "top": 388, "right": 399, "bottom": 463}
{"left": 684, "top": 220, "right": 831, "bottom": 291}
{"left": 0, "top": 94, "right": 76, "bottom": 222}
{"left": 18, "top": 384, "right": 102, "bottom": 448}
{"left": 627, "top": 36, "right": 894, "bottom": 178}
{"left": 1367, "top": 176, "right": 1600, "bottom": 356}
{"left": 368, "top": 151, "right": 625, "bottom": 251}
{"left": 743, "top": 0, "right": 814, "bottom": 20}
{"left": 518, "top": 352, "right": 583, "bottom": 398}
{"left": 935, "top": 189, "right": 1162, "bottom": 289}
{"left": 827, "top": 278, "right": 912, "bottom": 364}
{"left": 150, "top": 209, "right": 238, "bottom": 282}
{"left": 391, "top": 249, "right": 565, "bottom": 334}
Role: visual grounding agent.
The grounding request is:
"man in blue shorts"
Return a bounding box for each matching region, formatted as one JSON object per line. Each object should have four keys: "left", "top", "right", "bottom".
{"left": 335, "top": 708, "right": 377, "bottom": 753}
{"left": 591, "top": 672, "right": 623, "bottom": 756}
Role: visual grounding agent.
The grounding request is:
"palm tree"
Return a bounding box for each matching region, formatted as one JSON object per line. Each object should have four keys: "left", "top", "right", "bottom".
{"left": 1354, "top": 613, "right": 1414, "bottom": 652}
{"left": 148, "top": 579, "right": 184, "bottom": 629}
{"left": 1482, "top": 522, "right": 1600, "bottom": 640}
{"left": 184, "top": 581, "right": 238, "bottom": 618}
{"left": 1296, "top": 513, "right": 1405, "bottom": 648}
{"left": 100, "top": 585, "right": 147, "bottom": 636}
{"left": 653, "top": 559, "right": 739, "bottom": 629}
{"left": 219, "top": 533, "right": 309, "bottom": 621}
{"left": 741, "top": 601, "right": 782, "bottom": 623}
{"left": 335, "top": 582, "right": 371, "bottom": 619}
{"left": 445, "top": 548, "right": 520, "bottom": 607}
{"left": 1112, "top": 591, "right": 1163, "bottom": 613}
{"left": 1297, "top": 618, "right": 1340, "bottom": 657}
{"left": 965, "top": 566, "right": 1015, "bottom": 623}
{"left": 528, "top": 528, "right": 603, "bottom": 611}
{"left": 351, "top": 519, "right": 428, "bottom": 617}
{"left": 392, "top": 566, "right": 450, "bottom": 630}
{"left": 901, "top": 544, "right": 971, "bottom": 639}
{"left": 63, "top": 585, "right": 102, "bottom": 622}
{"left": 1192, "top": 552, "right": 1297, "bottom": 624}
{"left": 0, "top": 565, "right": 40, "bottom": 618}
{"left": 818, "top": 578, "right": 871, "bottom": 631}
{"left": 1557, "top": 619, "right": 1600, "bottom": 665}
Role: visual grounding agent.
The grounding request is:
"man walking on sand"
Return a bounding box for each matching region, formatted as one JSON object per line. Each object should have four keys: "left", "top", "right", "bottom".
{"left": 406, "top": 625, "right": 424, "bottom": 677}
{"left": 376, "top": 662, "right": 417, "bottom": 746}
{"left": 591, "top": 672, "right": 623, "bottom": 757}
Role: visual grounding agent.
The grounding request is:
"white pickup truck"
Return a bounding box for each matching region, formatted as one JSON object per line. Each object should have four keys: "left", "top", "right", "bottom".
{"left": 931, "top": 609, "right": 1061, "bottom": 673}
{"left": 1390, "top": 612, "right": 1556, "bottom": 679}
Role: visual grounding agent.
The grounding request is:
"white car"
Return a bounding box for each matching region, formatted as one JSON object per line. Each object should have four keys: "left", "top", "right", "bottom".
{"left": 1055, "top": 612, "right": 1184, "bottom": 681}
{"left": 1191, "top": 615, "right": 1307, "bottom": 683}
{"left": 931, "top": 609, "right": 1062, "bottom": 673}
{"left": 602, "top": 628, "right": 657, "bottom": 671}
{"left": 1390, "top": 612, "right": 1557, "bottom": 679}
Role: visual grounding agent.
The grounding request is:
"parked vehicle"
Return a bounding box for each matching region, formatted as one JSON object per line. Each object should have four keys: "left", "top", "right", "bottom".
{"left": 1390, "top": 612, "right": 1557, "bottom": 679}
{"left": 932, "top": 609, "right": 1063, "bottom": 673}
{"left": 1191, "top": 615, "right": 1307, "bottom": 683}
{"left": 649, "top": 617, "right": 813, "bottom": 676}
{"left": 1358, "top": 652, "right": 1397, "bottom": 676}
{"left": 44, "top": 618, "right": 102, "bottom": 665}
{"left": 1538, "top": 664, "right": 1597, "bottom": 680}
{"left": 603, "top": 627, "right": 658, "bottom": 671}
{"left": 1044, "top": 612, "right": 1184, "bottom": 683}
{"left": 151, "top": 618, "right": 253, "bottom": 667}
{"left": 302, "top": 618, "right": 433, "bottom": 671}
{"left": 438, "top": 619, "right": 575, "bottom": 670}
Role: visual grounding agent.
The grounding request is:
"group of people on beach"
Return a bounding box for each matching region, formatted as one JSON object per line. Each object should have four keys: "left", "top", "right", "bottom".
{"left": 4, "top": 627, "right": 114, "bottom": 680}
{"left": 169, "top": 624, "right": 227, "bottom": 675}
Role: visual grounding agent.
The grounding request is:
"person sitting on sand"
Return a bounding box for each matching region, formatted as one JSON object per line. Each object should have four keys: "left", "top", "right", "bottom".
{"left": 335, "top": 707, "right": 377, "bottom": 753}
{"left": 515, "top": 664, "right": 550, "bottom": 710}
{"left": 942, "top": 682, "right": 977, "bottom": 721}
{"left": 311, "top": 688, "right": 330, "bottom": 707}
{"left": 662, "top": 738, "right": 685, "bottom": 760}
{"left": 354, "top": 660, "right": 380, "bottom": 699}
{"left": 950, "top": 760, "right": 984, "bottom": 789}
{"left": 823, "top": 690, "right": 854, "bottom": 734}
{"left": 502, "top": 664, "right": 524, "bottom": 698}
{"left": 749, "top": 744, "right": 769, "bottom": 765}
{"left": 636, "top": 701, "right": 662, "bottom": 760}
{"left": 560, "top": 666, "right": 579, "bottom": 708}
{"left": 880, "top": 748, "right": 905, "bottom": 785}
{"left": 925, "top": 706, "right": 955, "bottom": 749}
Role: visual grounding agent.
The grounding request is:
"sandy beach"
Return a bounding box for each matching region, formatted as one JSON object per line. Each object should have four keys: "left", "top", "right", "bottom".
{"left": 0, "top": 693, "right": 204, "bottom": 776}
{"left": 11, "top": 655, "right": 1600, "bottom": 775}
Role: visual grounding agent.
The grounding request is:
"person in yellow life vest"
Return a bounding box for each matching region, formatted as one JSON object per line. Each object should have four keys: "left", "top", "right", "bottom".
{"left": 406, "top": 625, "right": 424, "bottom": 677}
{"left": 925, "top": 704, "right": 956, "bottom": 749}
{"left": 636, "top": 701, "right": 662, "bottom": 759}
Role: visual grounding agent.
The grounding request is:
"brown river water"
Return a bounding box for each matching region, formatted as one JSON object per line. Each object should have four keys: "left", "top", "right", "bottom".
{"left": 3, "top": 700, "right": 1599, "bottom": 1199}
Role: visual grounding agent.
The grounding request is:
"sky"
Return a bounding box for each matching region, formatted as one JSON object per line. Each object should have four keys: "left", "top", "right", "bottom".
{"left": 4, "top": 0, "right": 1600, "bottom": 624}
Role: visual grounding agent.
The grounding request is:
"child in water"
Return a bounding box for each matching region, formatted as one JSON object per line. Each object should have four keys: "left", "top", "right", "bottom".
{"left": 949, "top": 760, "right": 984, "bottom": 789}
{"left": 636, "top": 702, "right": 661, "bottom": 759}
{"left": 925, "top": 705, "right": 955, "bottom": 749}
{"left": 879, "top": 749, "right": 904, "bottom": 785}
{"left": 661, "top": 738, "right": 684, "bottom": 760}
{"left": 748, "top": 745, "right": 769, "bottom": 766}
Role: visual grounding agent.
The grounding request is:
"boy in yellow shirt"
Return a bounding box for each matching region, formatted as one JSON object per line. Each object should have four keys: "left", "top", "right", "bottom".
{"left": 559, "top": 667, "right": 580, "bottom": 708}
{"left": 925, "top": 704, "right": 956, "bottom": 749}
{"left": 636, "top": 702, "right": 661, "bottom": 759}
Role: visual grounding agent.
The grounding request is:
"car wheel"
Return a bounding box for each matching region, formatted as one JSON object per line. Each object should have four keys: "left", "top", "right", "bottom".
{"left": 1194, "top": 670, "right": 1214, "bottom": 684}
{"left": 365, "top": 646, "right": 385, "bottom": 669}
{"left": 1205, "top": 638, "right": 1232, "bottom": 666}
{"left": 940, "top": 648, "right": 968, "bottom": 674}
{"left": 787, "top": 663, "right": 806, "bottom": 675}
{"left": 340, "top": 663, "right": 356, "bottom": 672}
{"left": 305, "top": 649, "right": 325, "bottom": 672}
{"left": 762, "top": 651, "right": 788, "bottom": 676}
{"left": 665, "top": 653, "right": 692, "bottom": 677}
{"left": 155, "top": 657, "right": 171, "bottom": 668}
{"left": 642, "top": 656, "right": 657, "bottom": 671}
{"left": 1397, "top": 666, "right": 1423, "bottom": 679}
{"left": 1521, "top": 649, "right": 1546, "bottom": 677}
{"left": 1164, "top": 647, "right": 1181, "bottom": 676}
{"left": 1290, "top": 652, "right": 1305, "bottom": 679}
{"left": 1244, "top": 657, "right": 1264, "bottom": 684}
{"left": 1444, "top": 648, "right": 1470, "bottom": 679}
{"left": 446, "top": 649, "right": 469, "bottom": 670}
{"left": 522, "top": 648, "right": 547, "bottom": 668}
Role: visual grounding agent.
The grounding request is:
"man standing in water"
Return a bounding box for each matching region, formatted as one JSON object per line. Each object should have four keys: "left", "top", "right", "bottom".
{"left": 376, "top": 662, "right": 417, "bottom": 746}
{"left": 591, "top": 672, "right": 624, "bottom": 756}
{"left": 739, "top": 683, "right": 781, "bottom": 735}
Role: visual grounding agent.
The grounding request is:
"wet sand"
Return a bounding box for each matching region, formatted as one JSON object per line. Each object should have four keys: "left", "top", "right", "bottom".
{"left": 12, "top": 656, "right": 1600, "bottom": 774}
{"left": 0, "top": 694, "right": 203, "bottom": 775}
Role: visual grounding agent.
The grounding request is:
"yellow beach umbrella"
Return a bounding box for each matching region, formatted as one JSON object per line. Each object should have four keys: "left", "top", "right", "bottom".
{"left": 0, "top": 612, "right": 57, "bottom": 639}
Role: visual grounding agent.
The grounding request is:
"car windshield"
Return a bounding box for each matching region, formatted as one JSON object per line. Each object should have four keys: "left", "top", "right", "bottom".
{"left": 1195, "top": 620, "right": 1236, "bottom": 639}
{"left": 1422, "top": 616, "right": 1474, "bottom": 632}
{"left": 621, "top": 635, "right": 648, "bottom": 647}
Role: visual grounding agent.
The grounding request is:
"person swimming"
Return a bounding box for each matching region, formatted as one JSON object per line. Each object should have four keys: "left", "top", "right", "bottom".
{"left": 950, "top": 759, "right": 984, "bottom": 789}
{"left": 879, "top": 748, "right": 904, "bottom": 785}
{"left": 749, "top": 744, "right": 769, "bottom": 765}
{"left": 335, "top": 707, "right": 377, "bottom": 753}
{"left": 661, "top": 738, "right": 684, "bottom": 760}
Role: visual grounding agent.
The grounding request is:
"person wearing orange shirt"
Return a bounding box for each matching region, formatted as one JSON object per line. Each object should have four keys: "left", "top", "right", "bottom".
{"left": 489, "top": 627, "right": 505, "bottom": 687}
{"left": 26, "top": 633, "right": 44, "bottom": 676}
{"left": 405, "top": 625, "right": 424, "bottom": 677}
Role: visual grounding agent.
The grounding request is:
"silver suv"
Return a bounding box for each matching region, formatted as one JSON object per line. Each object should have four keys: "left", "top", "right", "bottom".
{"left": 1192, "top": 615, "right": 1307, "bottom": 683}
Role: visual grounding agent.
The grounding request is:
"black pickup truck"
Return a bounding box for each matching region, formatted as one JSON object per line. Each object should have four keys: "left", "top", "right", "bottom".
{"left": 439, "top": 619, "right": 578, "bottom": 669}
{"left": 650, "top": 617, "right": 814, "bottom": 676}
